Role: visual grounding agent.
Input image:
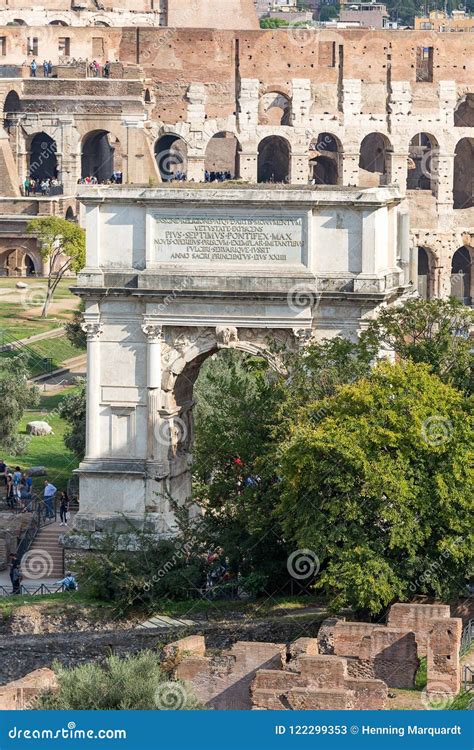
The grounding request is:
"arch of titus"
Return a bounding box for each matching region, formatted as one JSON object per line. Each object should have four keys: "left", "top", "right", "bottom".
{"left": 70, "top": 184, "right": 408, "bottom": 543}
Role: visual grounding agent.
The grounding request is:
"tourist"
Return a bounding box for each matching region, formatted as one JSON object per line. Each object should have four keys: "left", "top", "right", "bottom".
{"left": 43, "top": 60, "right": 49, "bottom": 78}
{"left": 23, "top": 177, "right": 31, "bottom": 196}
{"left": 0, "top": 458, "right": 7, "bottom": 486}
{"left": 59, "top": 490, "right": 69, "bottom": 526}
{"left": 48, "top": 60, "right": 53, "bottom": 77}
{"left": 56, "top": 572, "right": 77, "bottom": 591}
{"left": 103, "top": 61, "right": 110, "bottom": 78}
{"left": 12, "top": 466, "right": 22, "bottom": 504}
{"left": 30, "top": 59, "right": 37, "bottom": 77}
{"left": 43, "top": 480, "right": 57, "bottom": 520}
{"left": 6, "top": 473, "right": 15, "bottom": 510}
{"left": 9, "top": 554, "right": 22, "bottom": 595}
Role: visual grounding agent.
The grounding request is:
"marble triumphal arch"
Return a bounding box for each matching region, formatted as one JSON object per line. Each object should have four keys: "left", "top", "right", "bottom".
{"left": 70, "top": 184, "right": 411, "bottom": 547}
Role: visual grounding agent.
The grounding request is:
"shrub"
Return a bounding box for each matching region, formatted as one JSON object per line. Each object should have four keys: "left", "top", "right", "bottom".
{"left": 33, "top": 651, "right": 200, "bottom": 710}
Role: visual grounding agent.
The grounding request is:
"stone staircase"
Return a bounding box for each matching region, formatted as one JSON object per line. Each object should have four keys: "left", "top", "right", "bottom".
{"left": 22, "top": 518, "right": 72, "bottom": 580}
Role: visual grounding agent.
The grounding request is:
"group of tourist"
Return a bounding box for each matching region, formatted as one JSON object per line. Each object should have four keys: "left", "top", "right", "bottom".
{"left": 29, "top": 60, "right": 54, "bottom": 78}
{"left": 89, "top": 60, "right": 111, "bottom": 78}
{"left": 0, "top": 460, "right": 70, "bottom": 524}
{"left": 23, "top": 176, "right": 63, "bottom": 197}
{"left": 77, "top": 172, "right": 123, "bottom": 186}
{"left": 168, "top": 171, "right": 187, "bottom": 182}
{"left": 204, "top": 170, "right": 234, "bottom": 182}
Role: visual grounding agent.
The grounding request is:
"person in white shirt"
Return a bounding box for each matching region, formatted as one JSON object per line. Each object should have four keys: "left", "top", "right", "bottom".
{"left": 43, "top": 480, "right": 57, "bottom": 520}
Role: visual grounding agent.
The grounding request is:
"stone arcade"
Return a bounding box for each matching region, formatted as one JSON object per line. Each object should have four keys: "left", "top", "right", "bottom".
{"left": 68, "top": 183, "right": 409, "bottom": 545}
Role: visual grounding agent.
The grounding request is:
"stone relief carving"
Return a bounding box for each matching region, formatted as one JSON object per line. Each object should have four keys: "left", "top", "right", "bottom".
{"left": 215, "top": 326, "right": 239, "bottom": 348}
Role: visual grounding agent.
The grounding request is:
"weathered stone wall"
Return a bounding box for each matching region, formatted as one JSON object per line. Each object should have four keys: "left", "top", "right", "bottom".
{"left": 426, "top": 618, "right": 462, "bottom": 696}
{"left": 387, "top": 602, "right": 451, "bottom": 657}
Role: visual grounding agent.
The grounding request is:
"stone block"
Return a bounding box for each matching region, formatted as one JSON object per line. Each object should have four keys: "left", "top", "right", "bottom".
{"left": 287, "top": 687, "right": 350, "bottom": 710}
{"left": 345, "top": 678, "right": 388, "bottom": 710}
{"left": 163, "top": 635, "right": 206, "bottom": 661}
{"left": 297, "top": 655, "right": 347, "bottom": 689}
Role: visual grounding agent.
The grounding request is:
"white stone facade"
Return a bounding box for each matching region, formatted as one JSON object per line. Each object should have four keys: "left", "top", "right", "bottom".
{"left": 69, "top": 184, "right": 408, "bottom": 542}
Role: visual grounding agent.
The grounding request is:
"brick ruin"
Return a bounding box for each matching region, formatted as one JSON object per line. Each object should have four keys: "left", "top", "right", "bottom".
{"left": 0, "top": 20, "right": 472, "bottom": 303}
{"left": 168, "top": 604, "right": 463, "bottom": 710}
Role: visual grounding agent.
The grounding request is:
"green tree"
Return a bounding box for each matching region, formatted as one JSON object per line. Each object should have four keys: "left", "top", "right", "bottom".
{"left": 192, "top": 350, "right": 289, "bottom": 593}
{"left": 58, "top": 381, "right": 86, "bottom": 460}
{"left": 0, "top": 352, "right": 39, "bottom": 454}
{"left": 363, "top": 298, "right": 474, "bottom": 394}
{"left": 26, "top": 217, "right": 85, "bottom": 317}
{"left": 64, "top": 299, "right": 86, "bottom": 349}
{"left": 276, "top": 360, "right": 473, "bottom": 616}
{"left": 34, "top": 651, "right": 200, "bottom": 710}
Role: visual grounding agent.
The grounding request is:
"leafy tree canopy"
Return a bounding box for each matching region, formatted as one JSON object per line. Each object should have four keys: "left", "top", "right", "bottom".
{"left": 0, "top": 352, "right": 39, "bottom": 454}
{"left": 276, "top": 360, "right": 473, "bottom": 615}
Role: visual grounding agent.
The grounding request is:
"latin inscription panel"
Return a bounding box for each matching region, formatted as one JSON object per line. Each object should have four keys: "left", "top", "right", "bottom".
{"left": 151, "top": 212, "right": 306, "bottom": 266}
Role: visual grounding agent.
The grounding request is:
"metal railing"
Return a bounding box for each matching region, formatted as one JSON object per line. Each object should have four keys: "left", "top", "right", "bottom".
{"left": 14, "top": 497, "right": 58, "bottom": 563}
{"left": 462, "top": 665, "right": 474, "bottom": 693}
{"left": 0, "top": 583, "right": 65, "bottom": 598}
{"left": 461, "top": 618, "right": 474, "bottom": 656}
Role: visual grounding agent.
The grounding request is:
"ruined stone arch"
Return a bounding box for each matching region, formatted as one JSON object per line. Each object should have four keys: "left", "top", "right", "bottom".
{"left": 453, "top": 137, "right": 474, "bottom": 209}
{"left": 1, "top": 246, "right": 39, "bottom": 277}
{"left": 359, "top": 132, "right": 392, "bottom": 186}
{"left": 257, "top": 135, "right": 291, "bottom": 183}
{"left": 454, "top": 94, "right": 474, "bottom": 128}
{"left": 91, "top": 17, "right": 111, "bottom": 27}
{"left": 259, "top": 90, "right": 292, "bottom": 127}
{"left": 309, "top": 132, "right": 343, "bottom": 185}
{"left": 204, "top": 131, "right": 241, "bottom": 178}
{"left": 407, "top": 133, "right": 439, "bottom": 194}
{"left": 154, "top": 133, "right": 188, "bottom": 181}
{"left": 49, "top": 19, "right": 69, "bottom": 26}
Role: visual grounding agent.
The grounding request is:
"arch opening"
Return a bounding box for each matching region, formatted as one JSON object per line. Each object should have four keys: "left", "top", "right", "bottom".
{"left": 359, "top": 133, "right": 392, "bottom": 186}
{"left": 154, "top": 134, "right": 188, "bottom": 182}
{"left": 407, "top": 133, "right": 438, "bottom": 194}
{"left": 259, "top": 91, "right": 292, "bottom": 126}
{"left": 309, "top": 133, "right": 342, "bottom": 185}
{"left": 81, "top": 130, "right": 121, "bottom": 183}
{"left": 257, "top": 136, "right": 291, "bottom": 184}
{"left": 417, "top": 246, "right": 435, "bottom": 300}
{"left": 29, "top": 132, "right": 58, "bottom": 182}
{"left": 204, "top": 132, "right": 241, "bottom": 181}
{"left": 450, "top": 246, "right": 472, "bottom": 305}
{"left": 3, "top": 90, "right": 21, "bottom": 131}
{"left": 3, "top": 249, "right": 36, "bottom": 277}
{"left": 453, "top": 138, "right": 474, "bottom": 210}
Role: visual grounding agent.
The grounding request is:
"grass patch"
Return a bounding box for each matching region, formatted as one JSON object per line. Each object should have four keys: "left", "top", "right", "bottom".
{"left": 148, "top": 594, "right": 327, "bottom": 620}
{"left": 446, "top": 691, "right": 473, "bottom": 710}
{"left": 0, "top": 277, "right": 78, "bottom": 341}
{"left": 415, "top": 656, "right": 427, "bottom": 690}
{"left": 1, "top": 334, "right": 84, "bottom": 377}
{"left": 2, "top": 389, "right": 80, "bottom": 491}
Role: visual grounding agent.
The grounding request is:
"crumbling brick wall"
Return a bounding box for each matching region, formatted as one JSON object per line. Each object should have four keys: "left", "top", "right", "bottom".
{"left": 426, "top": 618, "right": 462, "bottom": 697}
{"left": 387, "top": 603, "right": 450, "bottom": 656}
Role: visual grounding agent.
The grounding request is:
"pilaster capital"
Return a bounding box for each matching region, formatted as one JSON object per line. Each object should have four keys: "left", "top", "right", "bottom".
{"left": 81, "top": 317, "right": 102, "bottom": 341}
{"left": 142, "top": 317, "right": 164, "bottom": 342}
{"left": 292, "top": 327, "right": 314, "bottom": 347}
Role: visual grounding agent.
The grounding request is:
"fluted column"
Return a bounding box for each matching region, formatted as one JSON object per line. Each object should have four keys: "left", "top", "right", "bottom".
{"left": 81, "top": 317, "right": 103, "bottom": 460}
{"left": 141, "top": 318, "right": 164, "bottom": 462}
